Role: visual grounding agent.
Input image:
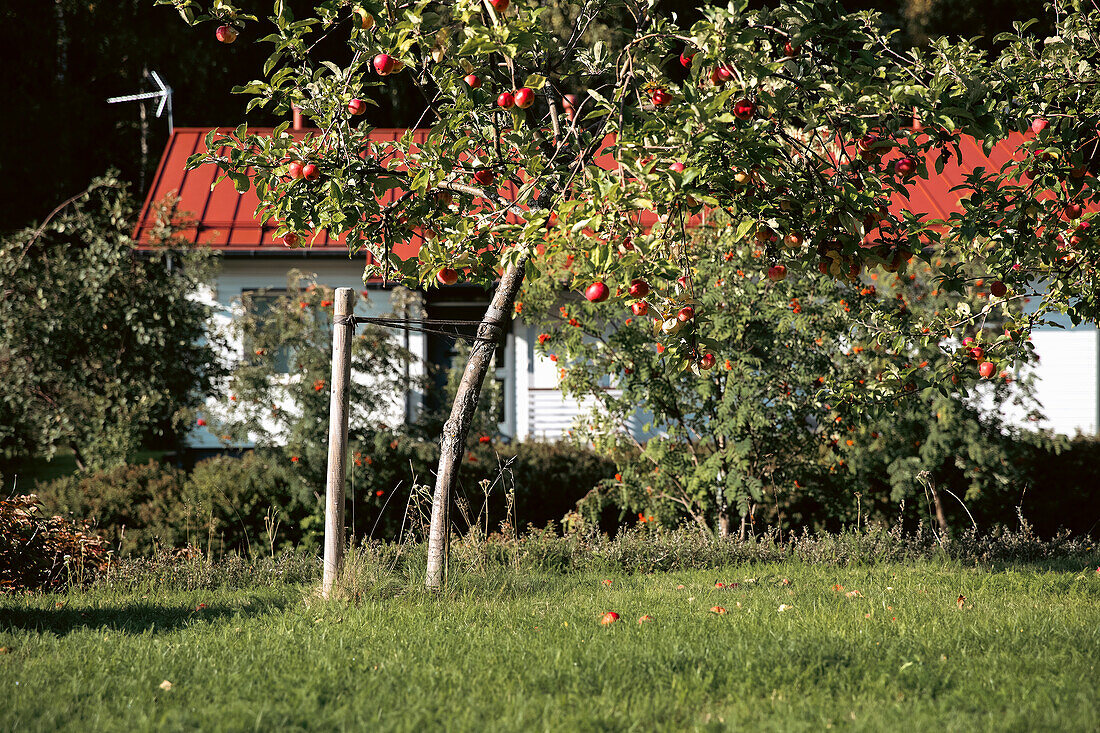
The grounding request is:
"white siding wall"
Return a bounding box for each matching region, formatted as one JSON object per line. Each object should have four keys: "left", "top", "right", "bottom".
{"left": 512, "top": 322, "right": 645, "bottom": 440}
{"left": 189, "top": 258, "right": 426, "bottom": 449}
{"left": 1028, "top": 328, "right": 1099, "bottom": 436}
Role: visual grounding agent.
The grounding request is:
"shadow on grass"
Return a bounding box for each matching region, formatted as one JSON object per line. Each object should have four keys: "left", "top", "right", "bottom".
{"left": 0, "top": 593, "right": 293, "bottom": 636}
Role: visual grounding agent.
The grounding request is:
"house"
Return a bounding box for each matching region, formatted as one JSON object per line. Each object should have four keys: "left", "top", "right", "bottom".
{"left": 134, "top": 123, "right": 1100, "bottom": 443}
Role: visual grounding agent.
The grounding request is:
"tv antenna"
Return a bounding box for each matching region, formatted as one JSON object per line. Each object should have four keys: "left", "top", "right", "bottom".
{"left": 107, "top": 70, "right": 173, "bottom": 134}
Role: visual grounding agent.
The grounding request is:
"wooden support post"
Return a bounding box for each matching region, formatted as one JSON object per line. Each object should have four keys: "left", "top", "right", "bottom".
{"left": 322, "top": 287, "right": 356, "bottom": 599}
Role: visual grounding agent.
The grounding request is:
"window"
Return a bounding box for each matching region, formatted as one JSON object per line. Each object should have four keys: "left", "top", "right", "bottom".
{"left": 242, "top": 289, "right": 292, "bottom": 374}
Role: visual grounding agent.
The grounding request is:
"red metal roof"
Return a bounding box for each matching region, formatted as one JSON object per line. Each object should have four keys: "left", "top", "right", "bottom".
{"left": 134, "top": 127, "right": 428, "bottom": 255}
{"left": 134, "top": 127, "right": 1049, "bottom": 255}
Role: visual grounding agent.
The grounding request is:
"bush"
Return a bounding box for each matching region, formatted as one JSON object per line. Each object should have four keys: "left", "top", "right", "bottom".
{"left": 523, "top": 227, "right": 1044, "bottom": 537}
{"left": 344, "top": 433, "right": 616, "bottom": 541}
{"left": 1014, "top": 435, "right": 1100, "bottom": 538}
{"left": 0, "top": 494, "right": 111, "bottom": 592}
{"left": 33, "top": 460, "right": 188, "bottom": 555}
{"left": 0, "top": 174, "right": 221, "bottom": 473}
{"left": 182, "top": 451, "right": 318, "bottom": 556}
{"left": 25, "top": 439, "right": 615, "bottom": 557}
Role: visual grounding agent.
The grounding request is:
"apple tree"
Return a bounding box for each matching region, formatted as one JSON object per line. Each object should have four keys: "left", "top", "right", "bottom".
{"left": 155, "top": 0, "right": 1095, "bottom": 587}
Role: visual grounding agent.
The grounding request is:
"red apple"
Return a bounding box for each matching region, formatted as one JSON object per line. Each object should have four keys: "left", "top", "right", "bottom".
{"left": 514, "top": 87, "right": 534, "bottom": 109}
{"left": 373, "top": 53, "right": 395, "bottom": 75}
{"left": 347, "top": 98, "right": 367, "bottom": 116}
{"left": 628, "top": 279, "right": 650, "bottom": 298}
{"left": 1064, "top": 202, "right": 1084, "bottom": 219}
{"left": 287, "top": 161, "right": 304, "bottom": 179}
{"left": 585, "top": 281, "right": 610, "bottom": 302}
{"left": 784, "top": 233, "right": 803, "bottom": 249}
{"left": 353, "top": 8, "right": 374, "bottom": 30}
{"left": 968, "top": 346, "right": 984, "bottom": 360}
{"left": 282, "top": 232, "right": 300, "bottom": 247}
{"left": 668, "top": 161, "right": 685, "bottom": 173}
{"left": 631, "top": 301, "right": 649, "bottom": 316}
{"left": 894, "top": 157, "right": 918, "bottom": 177}
{"left": 464, "top": 74, "right": 482, "bottom": 89}
{"left": 651, "top": 88, "right": 672, "bottom": 107}
{"left": 472, "top": 169, "right": 495, "bottom": 186}
{"left": 215, "top": 25, "right": 237, "bottom": 44}
{"left": 437, "top": 267, "right": 459, "bottom": 285}
{"left": 489, "top": 0, "right": 509, "bottom": 10}
{"left": 677, "top": 306, "right": 695, "bottom": 322}
{"left": 676, "top": 275, "right": 690, "bottom": 289}
{"left": 858, "top": 133, "right": 881, "bottom": 156}
{"left": 784, "top": 41, "right": 799, "bottom": 57}
{"left": 733, "top": 98, "right": 756, "bottom": 120}
{"left": 1030, "top": 117, "right": 1049, "bottom": 134}
{"left": 978, "top": 361, "right": 995, "bottom": 379}
{"left": 600, "top": 611, "right": 619, "bottom": 625}
{"left": 711, "top": 66, "right": 732, "bottom": 85}
{"left": 767, "top": 264, "right": 787, "bottom": 282}
{"left": 700, "top": 353, "right": 716, "bottom": 370}
{"left": 680, "top": 50, "right": 696, "bottom": 68}
{"left": 301, "top": 163, "right": 320, "bottom": 181}
{"left": 990, "top": 280, "right": 1007, "bottom": 297}
{"left": 496, "top": 91, "right": 515, "bottom": 108}
{"left": 196, "top": 418, "right": 207, "bottom": 426}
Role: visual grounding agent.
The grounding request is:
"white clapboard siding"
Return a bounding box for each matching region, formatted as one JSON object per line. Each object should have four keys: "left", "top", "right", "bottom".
{"left": 1028, "top": 328, "right": 1099, "bottom": 436}
{"left": 526, "top": 389, "right": 608, "bottom": 438}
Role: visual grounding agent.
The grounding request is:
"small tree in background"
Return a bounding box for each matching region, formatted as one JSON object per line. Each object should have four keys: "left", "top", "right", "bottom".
{"left": 0, "top": 172, "right": 221, "bottom": 474}
{"left": 206, "top": 272, "right": 418, "bottom": 515}
{"left": 525, "top": 222, "right": 1054, "bottom": 535}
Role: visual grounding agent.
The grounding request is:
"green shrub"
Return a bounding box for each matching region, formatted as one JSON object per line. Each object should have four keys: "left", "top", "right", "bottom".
{"left": 182, "top": 452, "right": 318, "bottom": 556}
{"left": 25, "top": 439, "right": 615, "bottom": 557}
{"left": 1014, "top": 435, "right": 1100, "bottom": 538}
{"left": 344, "top": 433, "right": 616, "bottom": 541}
{"left": 33, "top": 460, "right": 188, "bottom": 555}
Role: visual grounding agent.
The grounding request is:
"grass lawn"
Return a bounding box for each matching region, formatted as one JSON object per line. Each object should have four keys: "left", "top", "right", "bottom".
{"left": 1, "top": 560, "right": 1098, "bottom": 732}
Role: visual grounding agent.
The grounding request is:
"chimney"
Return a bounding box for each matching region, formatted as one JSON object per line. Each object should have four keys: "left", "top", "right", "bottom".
{"left": 292, "top": 105, "right": 304, "bottom": 131}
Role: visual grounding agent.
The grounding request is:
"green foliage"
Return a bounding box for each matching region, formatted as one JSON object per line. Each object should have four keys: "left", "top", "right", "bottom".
{"left": 33, "top": 461, "right": 190, "bottom": 556}
{"left": 181, "top": 452, "right": 313, "bottom": 555}
{"left": 0, "top": 173, "right": 221, "bottom": 472}
{"left": 28, "top": 437, "right": 613, "bottom": 555}
{"left": 33, "top": 453, "right": 317, "bottom": 557}
{"left": 524, "top": 221, "right": 1054, "bottom": 534}
{"left": 0, "top": 494, "right": 112, "bottom": 593}
{"left": 154, "top": 0, "right": 1100, "bottom": 425}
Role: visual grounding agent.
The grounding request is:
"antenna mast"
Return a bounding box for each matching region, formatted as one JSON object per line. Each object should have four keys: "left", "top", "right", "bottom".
{"left": 107, "top": 70, "right": 174, "bottom": 135}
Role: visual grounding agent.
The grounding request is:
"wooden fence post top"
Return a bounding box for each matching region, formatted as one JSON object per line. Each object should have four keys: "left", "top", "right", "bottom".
{"left": 334, "top": 287, "right": 356, "bottom": 315}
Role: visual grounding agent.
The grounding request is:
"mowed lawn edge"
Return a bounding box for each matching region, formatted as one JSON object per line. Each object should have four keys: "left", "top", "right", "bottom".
{"left": 1, "top": 560, "right": 1098, "bottom": 732}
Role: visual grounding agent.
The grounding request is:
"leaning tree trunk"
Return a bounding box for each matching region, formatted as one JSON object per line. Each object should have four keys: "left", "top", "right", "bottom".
{"left": 424, "top": 253, "right": 529, "bottom": 590}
